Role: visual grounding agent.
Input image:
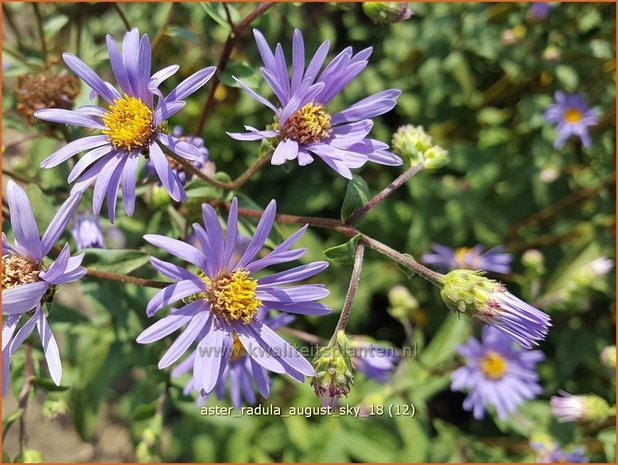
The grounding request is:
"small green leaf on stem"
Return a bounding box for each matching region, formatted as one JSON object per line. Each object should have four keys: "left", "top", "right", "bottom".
{"left": 324, "top": 234, "right": 362, "bottom": 264}
{"left": 341, "top": 175, "right": 370, "bottom": 222}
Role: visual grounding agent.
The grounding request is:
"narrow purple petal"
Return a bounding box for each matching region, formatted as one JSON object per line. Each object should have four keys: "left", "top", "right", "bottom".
{"left": 7, "top": 180, "right": 42, "bottom": 260}
{"left": 144, "top": 234, "right": 208, "bottom": 270}
{"left": 63, "top": 53, "right": 121, "bottom": 103}
{"left": 39, "top": 244, "right": 70, "bottom": 283}
{"left": 37, "top": 310, "right": 62, "bottom": 385}
{"left": 165, "top": 67, "right": 216, "bottom": 102}
{"left": 146, "top": 279, "right": 206, "bottom": 317}
{"left": 158, "top": 311, "right": 209, "bottom": 368}
{"left": 272, "top": 139, "right": 299, "bottom": 165}
{"left": 137, "top": 301, "right": 203, "bottom": 343}
{"left": 121, "top": 152, "right": 140, "bottom": 216}
{"left": 223, "top": 198, "right": 239, "bottom": 266}
{"left": 331, "top": 89, "right": 401, "bottom": 125}
{"left": 149, "top": 141, "right": 187, "bottom": 202}
{"left": 257, "top": 261, "right": 329, "bottom": 286}
{"left": 233, "top": 322, "right": 285, "bottom": 373}
{"left": 9, "top": 311, "right": 38, "bottom": 354}
{"left": 256, "top": 284, "right": 329, "bottom": 303}
{"left": 106, "top": 35, "right": 132, "bottom": 95}
{"left": 150, "top": 256, "right": 199, "bottom": 282}
{"left": 237, "top": 200, "right": 277, "bottom": 268}
{"left": 40, "top": 135, "right": 110, "bottom": 169}
{"left": 67, "top": 145, "right": 115, "bottom": 183}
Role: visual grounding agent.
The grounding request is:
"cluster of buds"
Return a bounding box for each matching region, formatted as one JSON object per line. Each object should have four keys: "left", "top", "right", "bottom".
{"left": 391, "top": 125, "right": 448, "bottom": 169}
{"left": 311, "top": 331, "right": 355, "bottom": 408}
{"left": 43, "top": 398, "right": 69, "bottom": 422}
{"left": 362, "top": 3, "right": 413, "bottom": 25}
{"left": 551, "top": 391, "right": 612, "bottom": 424}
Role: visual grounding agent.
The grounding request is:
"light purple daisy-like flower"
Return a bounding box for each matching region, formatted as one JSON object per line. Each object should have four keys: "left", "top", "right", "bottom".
{"left": 531, "top": 441, "right": 589, "bottom": 463}
{"left": 351, "top": 339, "right": 399, "bottom": 382}
{"left": 228, "top": 29, "right": 403, "bottom": 179}
{"left": 34, "top": 29, "right": 215, "bottom": 222}
{"left": 544, "top": 91, "right": 598, "bottom": 149}
{"left": 529, "top": 2, "right": 551, "bottom": 20}
{"left": 174, "top": 312, "right": 296, "bottom": 408}
{"left": 145, "top": 125, "right": 210, "bottom": 186}
{"left": 2, "top": 180, "right": 86, "bottom": 393}
{"left": 450, "top": 326, "right": 545, "bottom": 420}
{"left": 137, "top": 198, "right": 331, "bottom": 397}
{"left": 71, "top": 212, "right": 105, "bottom": 250}
{"left": 422, "top": 243, "right": 512, "bottom": 274}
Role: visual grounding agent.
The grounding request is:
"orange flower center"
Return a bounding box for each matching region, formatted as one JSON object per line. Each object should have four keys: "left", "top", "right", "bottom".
{"left": 564, "top": 108, "right": 583, "bottom": 124}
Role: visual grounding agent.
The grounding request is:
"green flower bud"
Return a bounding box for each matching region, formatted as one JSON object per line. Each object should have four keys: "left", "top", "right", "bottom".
{"left": 43, "top": 398, "right": 69, "bottom": 421}
{"left": 440, "top": 269, "right": 503, "bottom": 319}
{"left": 391, "top": 125, "right": 433, "bottom": 164}
{"left": 388, "top": 285, "right": 419, "bottom": 310}
{"left": 311, "top": 330, "right": 354, "bottom": 408}
{"left": 600, "top": 346, "right": 616, "bottom": 371}
{"left": 362, "top": 3, "right": 413, "bottom": 25}
{"left": 145, "top": 185, "right": 171, "bottom": 209}
{"left": 15, "top": 449, "right": 45, "bottom": 463}
{"left": 423, "top": 145, "right": 449, "bottom": 169}
{"left": 522, "top": 249, "right": 545, "bottom": 275}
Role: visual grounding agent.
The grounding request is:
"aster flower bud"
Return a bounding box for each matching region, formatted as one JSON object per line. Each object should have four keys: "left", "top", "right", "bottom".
{"left": 362, "top": 2, "right": 413, "bottom": 25}
{"left": 392, "top": 125, "right": 433, "bottom": 164}
{"left": 15, "top": 449, "right": 45, "bottom": 463}
{"left": 43, "top": 398, "right": 69, "bottom": 421}
{"left": 551, "top": 391, "right": 611, "bottom": 424}
{"left": 71, "top": 213, "right": 104, "bottom": 251}
{"left": 311, "top": 331, "right": 355, "bottom": 409}
{"left": 423, "top": 145, "right": 449, "bottom": 169}
{"left": 522, "top": 249, "right": 545, "bottom": 275}
{"left": 388, "top": 285, "right": 419, "bottom": 310}
{"left": 440, "top": 269, "right": 550, "bottom": 348}
{"left": 600, "top": 346, "right": 616, "bottom": 371}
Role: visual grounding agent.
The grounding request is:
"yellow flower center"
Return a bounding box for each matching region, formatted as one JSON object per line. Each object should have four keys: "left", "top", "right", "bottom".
{"left": 454, "top": 247, "right": 481, "bottom": 269}
{"left": 281, "top": 102, "right": 332, "bottom": 145}
{"left": 102, "top": 94, "right": 154, "bottom": 150}
{"left": 203, "top": 270, "right": 261, "bottom": 324}
{"left": 564, "top": 108, "right": 583, "bottom": 124}
{"left": 2, "top": 254, "right": 41, "bottom": 289}
{"left": 480, "top": 351, "right": 507, "bottom": 380}
{"left": 230, "top": 333, "right": 246, "bottom": 361}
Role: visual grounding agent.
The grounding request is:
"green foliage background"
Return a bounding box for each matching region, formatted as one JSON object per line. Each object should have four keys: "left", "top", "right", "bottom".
{"left": 2, "top": 2, "right": 616, "bottom": 462}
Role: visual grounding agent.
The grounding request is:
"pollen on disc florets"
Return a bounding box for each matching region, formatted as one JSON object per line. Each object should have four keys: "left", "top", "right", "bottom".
{"left": 280, "top": 102, "right": 332, "bottom": 145}
{"left": 230, "top": 333, "right": 246, "bottom": 361}
{"left": 2, "top": 254, "right": 41, "bottom": 289}
{"left": 480, "top": 351, "right": 507, "bottom": 380}
{"left": 564, "top": 108, "right": 583, "bottom": 124}
{"left": 203, "top": 270, "right": 261, "bottom": 324}
{"left": 102, "top": 94, "right": 154, "bottom": 150}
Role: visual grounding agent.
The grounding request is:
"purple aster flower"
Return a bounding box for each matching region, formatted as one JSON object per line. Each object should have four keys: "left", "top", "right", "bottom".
{"left": 34, "top": 29, "right": 216, "bottom": 222}
{"left": 71, "top": 212, "right": 105, "bottom": 250}
{"left": 422, "top": 243, "right": 512, "bottom": 274}
{"left": 2, "top": 180, "right": 86, "bottom": 393}
{"left": 137, "top": 198, "right": 331, "bottom": 396}
{"left": 450, "top": 326, "right": 545, "bottom": 420}
{"left": 228, "top": 29, "right": 403, "bottom": 179}
{"left": 544, "top": 91, "right": 598, "bottom": 149}
{"left": 145, "top": 125, "right": 209, "bottom": 186}
{"left": 173, "top": 312, "right": 296, "bottom": 408}
{"left": 529, "top": 2, "right": 551, "bottom": 20}
{"left": 531, "top": 441, "right": 589, "bottom": 463}
{"left": 351, "top": 339, "right": 399, "bottom": 382}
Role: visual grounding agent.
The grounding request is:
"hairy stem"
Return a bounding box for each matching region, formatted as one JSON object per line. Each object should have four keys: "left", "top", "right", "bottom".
{"left": 331, "top": 244, "right": 365, "bottom": 342}
{"left": 32, "top": 3, "right": 48, "bottom": 66}
{"left": 113, "top": 3, "right": 131, "bottom": 31}
{"left": 164, "top": 149, "right": 273, "bottom": 191}
{"left": 193, "top": 2, "right": 274, "bottom": 136}
{"left": 345, "top": 162, "right": 425, "bottom": 224}
{"left": 151, "top": 3, "right": 174, "bottom": 53}
{"left": 85, "top": 269, "right": 168, "bottom": 289}
{"left": 18, "top": 345, "right": 34, "bottom": 453}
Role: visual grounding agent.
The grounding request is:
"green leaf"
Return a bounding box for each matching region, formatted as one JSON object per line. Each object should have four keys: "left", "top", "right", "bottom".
{"left": 2, "top": 408, "right": 24, "bottom": 430}
{"left": 395, "top": 412, "right": 429, "bottom": 461}
{"left": 420, "top": 313, "right": 470, "bottom": 366}
{"left": 131, "top": 402, "right": 157, "bottom": 421}
{"left": 43, "top": 15, "right": 69, "bottom": 37}
{"left": 82, "top": 249, "right": 150, "bottom": 274}
{"left": 201, "top": 3, "right": 239, "bottom": 30}
{"left": 340, "top": 175, "right": 370, "bottom": 222}
{"left": 32, "top": 377, "right": 70, "bottom": 392}
{"left": 598, "top": 427, "right": 616, "bottom": 462}
{"left": 323, "top": 234, "right": 361, "bottom": 264}
{"left": 219, "top": 62, "right": 260, "bottom": 88}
